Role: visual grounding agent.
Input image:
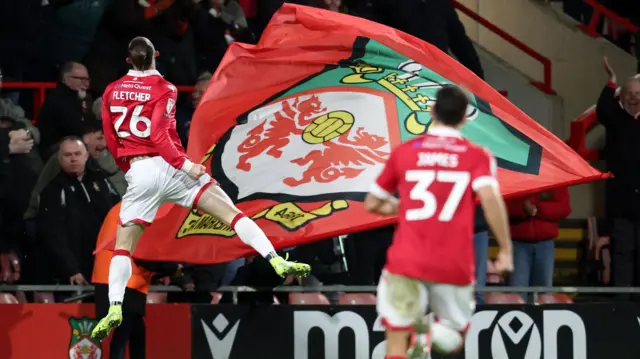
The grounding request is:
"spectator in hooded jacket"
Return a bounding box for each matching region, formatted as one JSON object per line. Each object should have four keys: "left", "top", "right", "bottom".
{"left": 506, "top": 187, "right": 571, "bottom": 300}
{"left": 38, "top": 136, "right": 120, "bottom": 292}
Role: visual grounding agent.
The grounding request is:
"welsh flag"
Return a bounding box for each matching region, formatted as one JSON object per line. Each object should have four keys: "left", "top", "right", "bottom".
{"left": 128, "top": 4, "right": 603, "bottom": 263}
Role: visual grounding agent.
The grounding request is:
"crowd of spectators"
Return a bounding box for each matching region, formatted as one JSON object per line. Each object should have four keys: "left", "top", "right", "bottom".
{"left": 0, "top": 0, "right": 633, "bottom": 306}
{"left": 0, "top": 0, "right": 491, "bottom": 304}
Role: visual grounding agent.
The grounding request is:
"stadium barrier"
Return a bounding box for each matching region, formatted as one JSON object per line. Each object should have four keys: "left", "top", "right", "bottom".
{"left": 453, "top": 0, "right": 555, "bottom": 94}
{"left": 1, "top": 82, "right": 195, "bottom": 122}
{"left": 0, "top": 293, "right": 635, "bottom": 359}
{"left": 579, "top": 0, "right": 639, "bottom": 38}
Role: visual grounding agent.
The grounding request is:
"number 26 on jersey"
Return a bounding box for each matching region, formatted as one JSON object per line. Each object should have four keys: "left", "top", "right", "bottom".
{"left": 110, "top": 105, "right": 151, "bottom": 138}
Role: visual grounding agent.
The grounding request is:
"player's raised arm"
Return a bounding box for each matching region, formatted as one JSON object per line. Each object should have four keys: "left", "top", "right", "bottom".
{"left": 473, "top": 150, "right": 513, "bottom": 274}
{"left": 365, "top": 151, "right": 399, "bottom": 215}
{"left": 149, "top": 89, "right": 195, "bottom": 173}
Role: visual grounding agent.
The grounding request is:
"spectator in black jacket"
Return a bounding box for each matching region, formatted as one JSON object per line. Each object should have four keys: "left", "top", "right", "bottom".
{"left": 84, "top": 0, "right": 152, "bottom": 96}
{"left": 38, "top": 137, "right": 120, "bottom": 290}
{"left": 598, "top": 57, "right": 640, "bottom": 300}
{"left": 85, "top": 0, "right": 198, "bottom": 94}
{"left": 37, "top": 62, "right": 93, "bottom": 160}
{"left": 371, "top": 0, "right": 484, "bottom": 79}
{"left": 0, "top": 116, "right": 41, "bottom": 284}
{"left": 0, "top": 125, "right": 14, "bottom": 283}
{"left": 192, "top": 1, "right": 253, "bottom": 75}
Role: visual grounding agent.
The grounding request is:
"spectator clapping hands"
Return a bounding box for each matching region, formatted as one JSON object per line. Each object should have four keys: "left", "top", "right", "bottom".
{"left": 8, "top": 129, "right": 33, "bottom": 154}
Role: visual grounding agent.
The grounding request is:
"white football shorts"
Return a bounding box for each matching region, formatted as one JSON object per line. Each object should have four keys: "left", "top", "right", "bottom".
{"left": 119, "top": 156, "right": 214, "bottom": 226}
{"left": 377, "top": 270, "right": 475, "bottom": 331}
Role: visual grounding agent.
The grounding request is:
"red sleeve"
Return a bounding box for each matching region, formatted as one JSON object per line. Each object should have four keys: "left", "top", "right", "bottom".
{"left": 506, "top": 196, "right": 529, "bottom": 219}
{"left": 370, "top": 148, "right": 399, "bottom": 200}
{"left": 470, "top": 147, "right": 498, "bottom": 192}
{"left": 150, "top": 89, "right": 193, "bottom": 172}
{"left": 536, "top": 187, "right": 571, "bottom": 221}
{"left": 101, "top": 89, "right": 130, "bottom": 173}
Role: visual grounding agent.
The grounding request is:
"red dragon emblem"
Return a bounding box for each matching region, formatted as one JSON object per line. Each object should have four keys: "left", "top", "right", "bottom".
{"left": 236, "top": 94, "right": 390, "bottom": 186}
{"left": 237, "top": 95, "right": 326, "bottom": 171}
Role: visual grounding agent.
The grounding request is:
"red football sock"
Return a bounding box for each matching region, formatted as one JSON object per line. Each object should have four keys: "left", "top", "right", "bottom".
{"left": 385, "top": 356, "right": 406, "bottom": 359}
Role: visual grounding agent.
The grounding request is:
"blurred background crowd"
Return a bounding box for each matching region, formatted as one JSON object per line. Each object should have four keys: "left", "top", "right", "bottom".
{"left": 0, "top": 0, "right": 638, "bottom": 306}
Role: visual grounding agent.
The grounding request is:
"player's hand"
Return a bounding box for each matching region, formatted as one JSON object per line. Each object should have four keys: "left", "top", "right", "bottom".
{"left": 70, "top": 273, "right": 89, "bottom": 285}
{"left": 523, "top": 200, "right": 537, "bottom": 216}
{"left": 604, "top": 56, "right": 616, "bottom": 84}
{"left": 494, "top": 249, "right": 514, "bottom": 275}
{"left": 187, "top": 164, "right": 206, "bottom": 180}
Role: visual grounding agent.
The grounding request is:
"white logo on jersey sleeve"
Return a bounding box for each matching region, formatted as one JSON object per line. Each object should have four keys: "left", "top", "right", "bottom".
{"left": 166, "top": 98, "right": 175, "bottom": 114}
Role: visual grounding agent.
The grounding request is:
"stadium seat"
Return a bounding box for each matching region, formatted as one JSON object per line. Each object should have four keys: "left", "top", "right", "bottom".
{"left": 211, "top": 292, "right": 222, "bottom": 304}
{"left": 33, "top": 292, "right": 55, "bottom": 303}
{"left": 338, "top": 293, "right": 377, "bottom": 305}
{"left": 484, "top": 292, "right": 526, "bottom": 304}
{"left": 538, "top": 293, "right": 574, "bottom": 304}
{"left": 289, "top": 292, "right": 331, "bottom": 305}
{"left": 0, "top": 293, "right": 19, "bottom": 304}
{"left": 146, "top": 292, "right": 167, "bottom": 304}
{"left": 486, "top": 260, "right": 504, "bottom": 284}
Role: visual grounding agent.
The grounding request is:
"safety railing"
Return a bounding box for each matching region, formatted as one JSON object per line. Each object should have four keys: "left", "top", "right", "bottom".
{"left": 579, "top": 0, "right": 639, "bottom": 38}
{"left": 0, "top": 284, "right": 636, "bottom": 304}
{"left": 1, "top": 82, "right": 195, "bottom": 122}
{"left": 452, "top": 0, "right": 555, "bottom": 94}
{"left": 567, "top": 105, "right": 600, "bottom": 161}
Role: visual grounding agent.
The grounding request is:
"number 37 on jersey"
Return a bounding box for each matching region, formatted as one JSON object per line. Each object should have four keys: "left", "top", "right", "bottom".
{"left": 371, "top": 139, "right": 498, "bottom": 223}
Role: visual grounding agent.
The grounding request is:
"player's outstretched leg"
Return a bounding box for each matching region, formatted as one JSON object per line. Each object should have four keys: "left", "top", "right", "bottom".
{"left": 195, "top": 184, "right": 311, "bottom": 277}
{"left": 92, "top": 223, "right": 145, "bottom": 342}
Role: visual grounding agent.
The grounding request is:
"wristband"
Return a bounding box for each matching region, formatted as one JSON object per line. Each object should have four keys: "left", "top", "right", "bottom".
{"left": 181, "top": 159, "right": 194, "bottom": 173}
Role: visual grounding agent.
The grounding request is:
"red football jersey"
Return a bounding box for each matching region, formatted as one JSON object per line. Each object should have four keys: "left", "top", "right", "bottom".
{"left": 371, "top": 126, "right": 498, "bottom": 285}
{"left": 101, "top": 70, "right": 193, "bottom": 173}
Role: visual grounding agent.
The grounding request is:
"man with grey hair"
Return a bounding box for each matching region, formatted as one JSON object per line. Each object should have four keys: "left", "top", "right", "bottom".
{"left": 176, "top": 71, "right": 212, "bottom": 146}
{"left": 37, "top": 62, "right": 93, "bottom": 160}
{"left": 598, "top": 57, "right": 640, "bottom": 300}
